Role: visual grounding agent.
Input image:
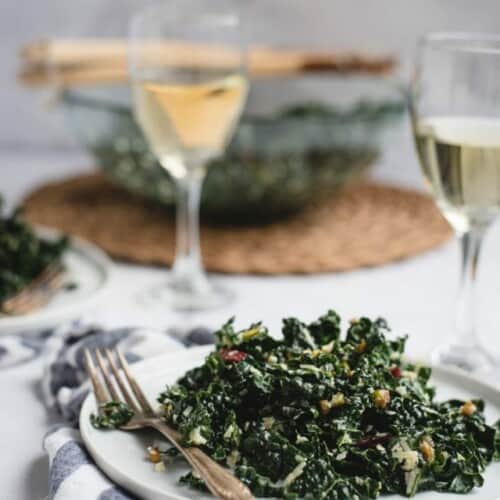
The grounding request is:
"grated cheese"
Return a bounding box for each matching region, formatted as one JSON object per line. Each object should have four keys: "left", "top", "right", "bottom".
{"left": 226, "top": 449, "right": 241, "bottom": 469}
{"left": 283, "top": 460, "right": 307, "bottom": 487}
{"left": 262, "top": 417, "right": 275, "bottom": 430}
{"left": 224, "top": 424, "right": 235, "bottom": 440}
{"left": 154, "top": 461, "right": 166, "bottom": 472}
{"left": 392, "top": 440, "right": 419, "bottom": 472}
{"left": 189, "top": 427, "right": 207, "bottom": 446}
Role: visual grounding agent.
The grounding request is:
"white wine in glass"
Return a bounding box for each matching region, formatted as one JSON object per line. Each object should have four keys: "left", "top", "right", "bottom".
{"left": 411, "top": 33, "right": 500, "bottom": 371}
{"left": 129, "top": 2, "right": 248, "bottom": 311}
{"left": 415, "top": 117, "right": 500, "bottom": 233}
{"left": 133, "top": 74, "right": 248, "bottom": 177}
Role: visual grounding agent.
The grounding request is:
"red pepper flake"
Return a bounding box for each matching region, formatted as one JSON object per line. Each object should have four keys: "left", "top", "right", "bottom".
{"left": 390, "top": 365, "right": 402, "bottom": 378}
{"left": 219, "top": 349, "right": 247, "bottom": 363}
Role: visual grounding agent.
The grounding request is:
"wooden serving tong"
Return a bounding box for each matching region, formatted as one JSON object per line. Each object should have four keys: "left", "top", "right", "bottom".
{"left": 18, "top": 38, "right": 396, "bottom": 88}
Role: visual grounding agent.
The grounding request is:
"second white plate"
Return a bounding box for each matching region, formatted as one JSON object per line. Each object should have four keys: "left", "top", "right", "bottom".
{"left": 0, "top": 228, "right": 111, "bottom": 335}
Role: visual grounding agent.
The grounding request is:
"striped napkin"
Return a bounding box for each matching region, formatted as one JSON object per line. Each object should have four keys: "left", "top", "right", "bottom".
{"left": 1, "top": 322, "right": 213, "bottom": 500}
{"left": 44, "top": 426, "right": 132, "bottom": 500}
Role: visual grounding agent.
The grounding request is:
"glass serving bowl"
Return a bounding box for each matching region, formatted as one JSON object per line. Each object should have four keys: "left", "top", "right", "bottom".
{"left": 62, "top": 76, "right": 405, "bottom": 223}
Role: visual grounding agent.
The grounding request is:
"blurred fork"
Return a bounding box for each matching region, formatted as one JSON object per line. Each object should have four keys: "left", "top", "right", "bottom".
{"left": 84, "top": 348, "right": 254, "bottom": 500}
{"left": 1, "top": 263, "right": 65, "bottom": 315}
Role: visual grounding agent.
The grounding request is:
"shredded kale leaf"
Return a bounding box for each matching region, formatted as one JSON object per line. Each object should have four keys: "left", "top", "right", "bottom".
{"left": 158, "top": 310, "right": 500, "bottom": 498}
{"left": 0, "top": 200, "right": 68, "bottom": 305}
{"left": 90, "top": 401, "right": 134, "bottom": 429}
{"left": 179, "top": 471, "right": 209, "bottom": 493}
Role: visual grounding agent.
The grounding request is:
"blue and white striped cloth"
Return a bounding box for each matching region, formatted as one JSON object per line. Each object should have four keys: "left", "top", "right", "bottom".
{"left": 0, "top": 322, "right": 214, "bottom": 500}
{"left": 44, "top": 426, "right": 133, "bottom": 500}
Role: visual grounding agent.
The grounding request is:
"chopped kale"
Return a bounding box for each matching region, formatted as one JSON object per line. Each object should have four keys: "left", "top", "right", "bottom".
{"left": 179, "top": 471, "right": 209, "bottom": 493}
{"left": 158, "top": 310, "right": 500, "bottom": 498}
{"left": 0, "top": 200, "right": 68, "bottom": 305}
{"left": 90, "top": 401, "right": 134, "bottom": 429}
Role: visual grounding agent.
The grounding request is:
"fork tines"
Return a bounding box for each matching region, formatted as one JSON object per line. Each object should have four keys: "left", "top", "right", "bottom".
{"left": 84, "top": 348, "right": 155, "bottom": 418}
{"left": 84, "top": 350, "right": 254, "bottom": 499}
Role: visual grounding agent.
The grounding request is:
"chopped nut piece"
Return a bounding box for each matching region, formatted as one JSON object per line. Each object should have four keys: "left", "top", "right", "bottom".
{"left": 319, "top": 399, "right": 331, "bottom": 415}
{"left": 419, "top": 437, "right": 435, "bottom": 463}
{"left": 331, "top": 393, "right": 346, "bottom": 408}
{"left": 356, "top": 340, "right": 367, "bottom": 353}
{"left": 350, "top": 318, "right": 360, "bottom": 325}
{"left": 373, "top": 389, "right": 391, "bottom": 409}
{"left": 460, "top": 401, "right": 478, "bottom": 416}
{"left": 342, "top": 361, "right": 353, "bottom": 377}
{"left": 147, "top": 446, "right": 162, "bottom": 463}
{"left": 320, "top": 393, "right": 346, "bottom": 415}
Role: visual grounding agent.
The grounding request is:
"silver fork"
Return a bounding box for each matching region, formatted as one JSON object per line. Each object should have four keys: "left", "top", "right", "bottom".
{"left": 1, "top": 263, "right": 65, "bottom": 315}
{"left": 84, "top": 348, "right": 253, "bottom": 500}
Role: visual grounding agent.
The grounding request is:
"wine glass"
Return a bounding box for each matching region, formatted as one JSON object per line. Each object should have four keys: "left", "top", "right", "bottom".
{"left": 129, "top": 1, "right": 248, "bottom": 311}
{"left": 411, "top": 33, "right": 500, "bottom": 372}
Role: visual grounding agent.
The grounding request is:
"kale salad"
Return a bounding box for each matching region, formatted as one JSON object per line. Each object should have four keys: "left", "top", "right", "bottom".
{"left": 156, "top": 311, "right": 500, "bottom": 499}
{"left": 0, "top": 200, "right": 68, "bottom": 306}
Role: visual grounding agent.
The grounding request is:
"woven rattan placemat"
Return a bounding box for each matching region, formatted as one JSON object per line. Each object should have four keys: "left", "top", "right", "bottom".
{"left": 22, "top": 174, "right": 452, "bottom": 274}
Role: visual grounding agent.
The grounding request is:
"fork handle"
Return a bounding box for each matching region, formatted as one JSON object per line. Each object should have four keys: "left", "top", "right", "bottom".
{"left": 148, "top": 420, "right": 254, "bottom": 500}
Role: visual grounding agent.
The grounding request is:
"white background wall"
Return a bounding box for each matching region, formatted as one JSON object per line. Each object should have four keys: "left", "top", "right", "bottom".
{"left": 1, "top": 0, "right": 500, "bottom": 152}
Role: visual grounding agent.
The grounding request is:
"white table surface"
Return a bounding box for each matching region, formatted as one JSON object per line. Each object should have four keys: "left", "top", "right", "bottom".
{"left": 2, "top": 147, "right": 500, "bottom": 500}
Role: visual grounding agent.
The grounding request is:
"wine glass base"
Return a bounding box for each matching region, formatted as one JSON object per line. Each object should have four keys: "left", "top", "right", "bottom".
{"left": 431, "top": 342, "right": 496, "bottom": 373}
{"left": 139, "top": 278, "right": 235, "bottom": 312}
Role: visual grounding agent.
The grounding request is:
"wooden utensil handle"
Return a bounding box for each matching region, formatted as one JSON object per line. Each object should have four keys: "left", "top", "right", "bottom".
{"left": 19, "top": 38, "right": 396, "bottom": 88}
{"left": 19, "top": 65, "right": 128, "bottom": 87}
{"left": 21, "top": 39, "right": 129, "bottom": 66}
{"left": 21, "top": 38, "right": 395, "bottom": 72}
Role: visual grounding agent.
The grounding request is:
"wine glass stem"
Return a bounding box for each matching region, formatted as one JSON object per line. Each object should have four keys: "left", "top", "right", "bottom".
{"left": 454, "top": 228, "right": 485, "bottom": 348}
{"left": 171, "top": 172, "right": 206, "bottom": 289}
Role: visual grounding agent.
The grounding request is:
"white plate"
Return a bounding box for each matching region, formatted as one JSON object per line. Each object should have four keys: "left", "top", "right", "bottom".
{"left": 0, "top": 227, "right": 111, "bottom": 335}
{"left": 81, "top": 346, "right": 500, "bottom": 500}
